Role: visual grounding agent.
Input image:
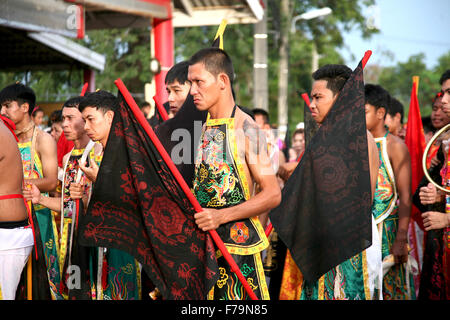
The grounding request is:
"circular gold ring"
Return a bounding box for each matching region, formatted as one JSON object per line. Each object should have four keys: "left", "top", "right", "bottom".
{"left": 422, "top": 123, "right": 450, "bottom": 193}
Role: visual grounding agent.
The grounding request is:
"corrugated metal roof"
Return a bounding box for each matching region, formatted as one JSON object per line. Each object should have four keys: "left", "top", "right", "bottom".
{"left": 172, "top": 0, "right": 264, "bottom": 27}
{"left": 0, "top": 26, "right": 105, "bottom": 71}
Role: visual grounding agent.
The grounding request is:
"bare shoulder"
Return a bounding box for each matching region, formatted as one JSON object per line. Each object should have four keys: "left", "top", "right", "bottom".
{"left": 236, "top": 108, "right": 258, "bottom": 132}
{"left": 0, "top": 122, "right": 17, "bottom": 156}
{"left": 387, "top": 133, "right": 410, "bottom": 162}
{"left": 237, "top": 109, "right": 265, "bottom": 144}
{"left": 387, "top": 133, "right": 408, "bottom": 153}
{"left": 36, "top": 128, "right": 56, "bottom": 152}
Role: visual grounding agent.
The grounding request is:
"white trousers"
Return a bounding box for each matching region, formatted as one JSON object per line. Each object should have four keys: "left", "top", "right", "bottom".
{"left": 0, "top": 246, "right": 33, "bottom": 300}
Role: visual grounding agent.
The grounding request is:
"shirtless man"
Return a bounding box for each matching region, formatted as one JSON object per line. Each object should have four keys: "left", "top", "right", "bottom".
{"left": 0, "top": 83, "right": 57, "bottom": 193}
{"left": 365, "top": 83, "right": 413, "bottom": 299}
{"left": 0, "top": 119, "right": 34, "bottom": 300}
{"left": 0, "top": 83, "right": 59, "bottom": 299}
{"left": 188, "top": 48, "right": 281, "bottom": 300}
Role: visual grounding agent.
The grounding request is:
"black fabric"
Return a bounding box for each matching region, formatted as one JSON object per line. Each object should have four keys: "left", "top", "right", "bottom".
{"left": 148, "top": 101, "right": 170, "bottom": 129}
{"left": 412, "top": 146, "right": 445, "bottom": 213}
{"left": 0, "top": 218, "right": 28, "bottom": 229}
{"left": 269, "top": 59, "right": 372, "bottom": 283}
{"left": 155, "top": 94, "right": 207, "bottom": 189}
{"left": 303, "top": 99, "right": 319, "bottom": 147}
{"left": 264, "top": 232, "right": 287, "bottom": 299}
{"left": 77, "top": 91, "right": 218, "bottom": 300}
{"left": 419, "top": 228, "right": 446, "bottom": 300}
{"left": 67, "top": 200, "right": 96, "bottom": 300}
{"left": 413, "top": 146, "right": 446, "bottom": 300}
{"left": 283, "top": 126, "right": 291, "bottom": 160}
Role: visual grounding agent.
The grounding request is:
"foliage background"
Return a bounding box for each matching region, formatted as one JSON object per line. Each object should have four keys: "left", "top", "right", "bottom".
{"left": 0, "top": 0, "right": 448, "bottom": 132}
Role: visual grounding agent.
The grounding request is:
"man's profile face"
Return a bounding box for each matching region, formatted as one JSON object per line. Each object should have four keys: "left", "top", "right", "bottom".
{"left": 365, "top": 103, "right": 385, "bottom": 131}
{"left": 431, "top": 96, "right": 449, "bottom": 130}
{"left": 188, "top": 63, "right": 221, "bottom": 112}
{"left": 441, "top": 79, "right": 450, "bottom": 117}
{"left": 82, "top": 106, "right": 114, "bottom": 146}
{"left": 0, "top": 100, "right": 28, "bottom": 124}
{"left": 384, "top": 113, "right": 401, "bottom": 135}
{"left": 310, "top": 80, "right": 337, "bottom": 124}
{"left": 62, "top": 107, "right": 86, "bottom": 141}
{"left": 166, "top": 80, "right": 191, "bottom": 116}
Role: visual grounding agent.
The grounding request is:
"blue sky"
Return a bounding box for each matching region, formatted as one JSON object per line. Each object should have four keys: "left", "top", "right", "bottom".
{"left": 338, "top": 0, "right": 450, "bottom": 69}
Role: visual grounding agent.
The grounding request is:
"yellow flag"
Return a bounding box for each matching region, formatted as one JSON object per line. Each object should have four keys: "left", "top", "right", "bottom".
{"left": 412, "top": 76, "right": 419, "bottom": 95}
{"left": 212, "top": 19, "right": 228, "bottom": 50}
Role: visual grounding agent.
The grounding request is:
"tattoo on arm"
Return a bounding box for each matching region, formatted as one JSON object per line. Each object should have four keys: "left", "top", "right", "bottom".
{"left": 243, "top": 119, "right": 268, "bottom": 156}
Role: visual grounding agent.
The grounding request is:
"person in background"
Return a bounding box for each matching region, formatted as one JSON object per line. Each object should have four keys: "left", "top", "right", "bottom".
{"left": 31, "top": 107, "right": 45, "bottom": 130}
{"left": 140, "top": 101, "right": 152, "bottom": 119}
{"left": 365, "top": 83, "right": 414, "bottom": 299}
{"left": 425, "top": 93, "right": 449, "bottom": 169}
{"left": 49, "top": 110, "right": 63, "bottom": 143}
{"left": 165, "top": 61, "right": 191, "bottom": 118}
{"left": 289, "top": 128, "right": 305, "bottom": 162}
{"left": 417, "top": 69, "right": 450, "bottom": 300}
{"left": 385, "top": 97, "right": 405, "bottom": 139}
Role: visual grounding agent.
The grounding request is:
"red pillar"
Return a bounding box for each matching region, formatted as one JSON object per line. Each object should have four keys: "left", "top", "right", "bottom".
{"left": 83, "top": 69, "right": 95, "bottom": 93}
{"left": 153, "top": 17, "right": 173, "bottom": 103}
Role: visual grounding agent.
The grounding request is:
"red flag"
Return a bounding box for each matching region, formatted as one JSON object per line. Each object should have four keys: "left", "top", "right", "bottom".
{"left": 404, "top": 79, "right": 426, "bottom": 230}
{"left": 56, "top": 132, "right": 74, "bottom": 168}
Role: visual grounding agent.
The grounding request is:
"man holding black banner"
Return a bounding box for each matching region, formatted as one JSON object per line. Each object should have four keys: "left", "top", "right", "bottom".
{"left": 274, "top": 60, "right": 382, "bottom": 300}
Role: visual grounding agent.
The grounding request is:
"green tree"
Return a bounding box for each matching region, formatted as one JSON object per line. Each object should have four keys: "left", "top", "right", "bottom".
{"left": 268, "top": 0, "right": 377, "bottom": 133}
{"left": 174, "top": 0, "right": 377, "bottom": 133}
{"left": 377, "top": 51, "right": 449, "bottom": 119}
{"left": 0, "top": 27, "right": 152, "bottom": 104}
{"left": 81, "top": 27, "right": 152, "bottom": 97}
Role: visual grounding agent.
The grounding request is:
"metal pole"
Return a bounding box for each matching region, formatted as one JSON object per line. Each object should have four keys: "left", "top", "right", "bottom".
{"left": 277, "top": 0, "right": 290, "bottom": 140}
{"left": 253, "top": 0, "right": 268, "bottom": 112}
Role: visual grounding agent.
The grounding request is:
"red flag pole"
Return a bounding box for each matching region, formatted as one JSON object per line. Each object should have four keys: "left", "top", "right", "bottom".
{"left": 301, "top": 93, "right": 312, "bottom": 111}
{"left": 80, "top": 82, "right": 89, "bottom": 96}
{"left": 362, "top": 50, "right": 372, "bottom": 69}
{"left": 153, "top": 95, "right": 170, "bottom": 122}
{"left": 115, "top": 78, "right": 258, "bottom": 300}
{"left": 264, "top": 223, "right": 273, "bottom": 238}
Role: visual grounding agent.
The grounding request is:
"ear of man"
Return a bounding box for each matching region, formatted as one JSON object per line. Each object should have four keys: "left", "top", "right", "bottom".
{"left": 377, "top": 107, "right": 387, "bottom": 120}
{"left": 21, "top": 102, "right": 30, "bottom": 114}
{"left": 218, "top": 72, "right": 229, "bottom": 90}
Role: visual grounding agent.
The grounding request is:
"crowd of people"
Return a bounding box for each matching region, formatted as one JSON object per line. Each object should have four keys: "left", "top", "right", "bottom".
{"left": 0, "top": 45, "right": 449, "bottom": 301}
